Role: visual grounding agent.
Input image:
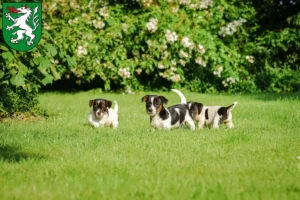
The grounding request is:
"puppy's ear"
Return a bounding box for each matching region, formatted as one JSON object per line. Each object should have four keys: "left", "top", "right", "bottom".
{"left": 141, "top": 95, "right": 149, "bottom": 102}
{"left": 195, "top": 102, "right": 203, "bottom": 114}
{"left": 159, "top": 96, "right": 168, "bottom": 105}
{"left": 106, "top": 100, "right": 112, "bottom": 108}
{"left": 89, "top": 100, "right": 94, "bottom": 107}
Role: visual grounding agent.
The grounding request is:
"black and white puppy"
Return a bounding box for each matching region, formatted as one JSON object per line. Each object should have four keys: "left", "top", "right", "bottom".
{"left": 187, "top": 101, "right": 237, "bottom": 129}
{"left": 141, "top": 89, "right": 195, "bottom": 130}
{"left": 88, "top": 99, "right": 119, "bottom": 128}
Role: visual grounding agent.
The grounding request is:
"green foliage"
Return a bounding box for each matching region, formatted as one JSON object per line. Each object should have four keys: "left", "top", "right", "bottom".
{"left": 0, "top": 85, "right": 43, "bottom": 118}
{"left": 255, "top": 66, "right": 300, "bottom": 92}
{"left": 0, "top": 39, "right": 75, "bottom": 92}
{"left": 249, "top": 23, "right": 300, "bottom": 92}
{"left": 0, "top": 0, "right": 299, "bottom": 97}
{"left": 37, "top": 0, "right": 258, "bottom": 92}
{"left": 0, "top": 36, "right": 72, "bottom": 117}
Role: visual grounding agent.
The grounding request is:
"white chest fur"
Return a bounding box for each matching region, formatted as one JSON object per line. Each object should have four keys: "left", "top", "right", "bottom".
{"left": 150, "top": 113, "right": 171, "bottom": 130}
{"left": 88, "top": 108, "right": 118, "bottom": 128}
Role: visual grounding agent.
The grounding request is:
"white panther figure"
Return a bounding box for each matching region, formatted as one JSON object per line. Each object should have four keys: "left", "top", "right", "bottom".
{"left": 5, "top": 6, "right": 39, "bottom": 46}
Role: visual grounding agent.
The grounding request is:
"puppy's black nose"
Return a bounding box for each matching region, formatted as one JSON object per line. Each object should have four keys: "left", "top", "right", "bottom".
{"left": 148, "top": 108, "right": 153, "bottom": 112}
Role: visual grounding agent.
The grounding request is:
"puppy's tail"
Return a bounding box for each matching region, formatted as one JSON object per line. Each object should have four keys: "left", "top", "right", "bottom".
{"left": 227, "top": 102, "right": 238, "bottom": 112}
{"left": 113, "top": 100, "right": 118, "bottom": 113}
{"left": 171, "top": 89, "right": 187, "bottom": 104}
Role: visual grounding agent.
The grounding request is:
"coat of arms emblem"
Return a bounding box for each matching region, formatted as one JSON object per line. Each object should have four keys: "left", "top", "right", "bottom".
{"left": 2, "top": 2, "right": 42, "bottom": 51}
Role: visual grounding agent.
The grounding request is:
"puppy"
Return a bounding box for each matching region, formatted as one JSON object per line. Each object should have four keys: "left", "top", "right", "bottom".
{"left": 187, "top": 101, "right": 237, "bottom": 129}
{"left": 88, "top": 99, "right": 119, "bottom": 128}
{"left": 141, "top": 89, "right": 195, "bottom": 130}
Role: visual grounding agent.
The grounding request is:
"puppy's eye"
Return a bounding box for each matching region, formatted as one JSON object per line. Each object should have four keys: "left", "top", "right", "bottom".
{"left": 153, "top": 100, "right": 159, "bottom": 105}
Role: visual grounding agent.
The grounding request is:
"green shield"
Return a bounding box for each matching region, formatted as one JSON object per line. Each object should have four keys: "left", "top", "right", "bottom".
{"left": 2, "top": 2, "right": 42, "bottom": 51}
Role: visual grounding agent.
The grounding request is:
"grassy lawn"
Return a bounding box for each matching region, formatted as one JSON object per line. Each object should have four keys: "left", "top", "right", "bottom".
{"left": 1, "top": 91, "right": 300, "bottom": 200}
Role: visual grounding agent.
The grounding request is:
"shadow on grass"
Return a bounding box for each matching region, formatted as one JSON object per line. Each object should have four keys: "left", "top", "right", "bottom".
{"left": 0, "top": 144, "right": 45, "bottom": 163}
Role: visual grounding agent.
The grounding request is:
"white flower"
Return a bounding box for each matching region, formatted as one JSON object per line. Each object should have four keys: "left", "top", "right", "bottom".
{"left": 246, "top": 55, "right": 255, "bottom": 63}
{"left": 158, "top": 63, "right": 165, "bottom": 69}
{"left": 162, "top": 51, "right": 169, "bottom": 60}
{"left": 238, "top": 18, "right": 247, "bottom": 23}
{"left": 222, "top": 80, "right": 228, "bottom": 87}
{"left": 99, "top": 7, "right": 109, "bottom": 19}
{"left": 146, "top": 18, "right": 158, "bottom": 33}
{"left": 179, "top": 50, "right": 189, "bottom": 58}
{"left": 195, "top": 57, "right": 206, "bottom": 67}
{"left": 226, "top": 77, "right": 236, "bottom": 84}
{"left": 219, "top": 18, "right": 246, "bottom": 37}
{"left": 141, "top": 0, "right": 153, "bottom": 7}
{"left": 200, "top": 1, "right": 208, "bottom": 9}
{"left": 118, "top": 68, "right": 131, "bottom": 78}
{"left": 189, "top": 3, "right": 197, "bottom": 9}
{"left": 159, "top": 72, "right": 168, "bottom": 78}
{"left": 49, "top": 3, "right": 57, "bottom": 12}
{"left": 170, "top": 74, "right": 181, "bottom": 82}
{"left": 197, "top": 44, "right": 206, "bottom": 54}
{"left": 169, "top": 70, "right": 175, "bottom": 75}
{"left": 199, "top": 0, "right": 214, "bottom": 10}
{"left": 50, "top": 59, "right": 59, "bottom": 64}
{"left": 179, "top": 0, "right": 190, "bottom": 5}
{"left": 179, "top": 59, "right": 186, "bottom": 66}
{"left": 93, "top": 19, "right": 105, "bottom": 29}
{"left": 70, "top": 1, "right": 80, "bottom": 9}
{"left": 165, "top": 30, "right": 178, "bottom": 44}
{"left": 213, "top": 66, "right": 223, "bottom": 77}
{"left": 43, "top": 22, "right": 50, "bottom": 30}
{"left": 146, "top": 40, "right": 152, "bottom": 46}
{"left": 170, "top": 67, "right": 177, "bottom": 71}
{"left": 146, "top": 40, "right": 153, "bottom": 49}
{"left": 161, "top": 45, "right": 168, "bottom": 50}
{"left": 76, "top": 45, "right": 88, "bottom": 57}
{"left": 171, "top": 60, "right": 177, "bottom": 66}
{"left": 135, "top": 69, "right": 143, "bottom": 75}
{"left": 218, "top": 66, "right": 223, "bottom": 72}
{"left": 171, "top": 6, "right": 179, "bottom": 13}
{"left": 122, "top": 23, "right": 129, "bottom": 32}
{"left": 68, "top": 17, "right": 79, "bottom": 25}
{"left": 181, "top": 37, "right": 194, "bottom": 49}
{"left": 200, "top": 0, "right": 214, "bottom": 10}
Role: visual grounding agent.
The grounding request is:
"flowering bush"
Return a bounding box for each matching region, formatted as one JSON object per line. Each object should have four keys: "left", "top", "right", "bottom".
{"left": 34, "top": 0, "right": 259, "bottom": 92}
{"left": 1, "top": 0, "right": 299, "bottom": 95}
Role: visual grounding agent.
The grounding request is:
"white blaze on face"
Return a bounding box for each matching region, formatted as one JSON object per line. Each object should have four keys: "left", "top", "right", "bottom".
{"left": 148, "top": 96, "right": 157, "bottom": 116}
{"left": 95, "top": 111, "right": 104, "bottom": 118}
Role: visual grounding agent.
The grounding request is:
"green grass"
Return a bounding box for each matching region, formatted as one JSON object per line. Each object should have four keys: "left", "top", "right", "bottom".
{"left": 1, "top": 91, "right": 300, "bottom": 200}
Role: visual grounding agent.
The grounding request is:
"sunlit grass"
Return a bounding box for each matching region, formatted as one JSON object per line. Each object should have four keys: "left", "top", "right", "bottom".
{"left": 1, "top": 91, "right": 300, "bottom": 200}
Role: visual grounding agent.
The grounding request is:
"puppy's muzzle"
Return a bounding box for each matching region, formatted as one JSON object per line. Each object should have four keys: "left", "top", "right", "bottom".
{"left": 95, "top": 110, "right": 104, "bottom": 117}
{"left": 147, "top": 108, "right": 156, "bottom": 116}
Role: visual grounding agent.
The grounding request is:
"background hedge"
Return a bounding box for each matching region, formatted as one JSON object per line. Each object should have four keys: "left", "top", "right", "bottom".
{"left": 0, "top": 0, "right": 299, "bottom": 116}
